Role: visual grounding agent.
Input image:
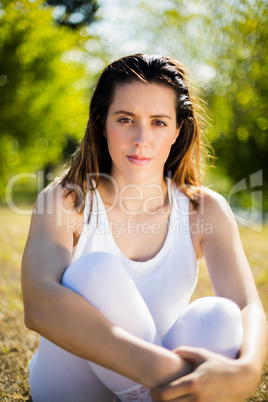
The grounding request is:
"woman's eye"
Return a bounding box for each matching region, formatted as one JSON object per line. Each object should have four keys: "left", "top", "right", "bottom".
{"left": 118, "top": 117, "right": 132, "bottom": 123}
{"left": 153, "top": 120, "right": 167, "bottom": 127}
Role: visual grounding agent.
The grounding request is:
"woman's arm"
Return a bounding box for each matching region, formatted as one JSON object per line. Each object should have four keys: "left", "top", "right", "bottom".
{"left": 151, "top": 190, "right": 268, "bottom": 401}
{"left": 22, "top": 184, "right": 191, "bottom": 388}
{"left": 201, "top": 191, "right": 268, "bottom": 378}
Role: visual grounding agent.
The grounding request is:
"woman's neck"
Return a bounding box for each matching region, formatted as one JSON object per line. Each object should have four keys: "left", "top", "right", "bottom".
{"left": 99, "top": 176, "right": 169, "bottom": 216}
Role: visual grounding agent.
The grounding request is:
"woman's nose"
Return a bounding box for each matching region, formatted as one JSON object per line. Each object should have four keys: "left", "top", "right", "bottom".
{"left": 133, "top": 124, "right": 150, "bottom": 147}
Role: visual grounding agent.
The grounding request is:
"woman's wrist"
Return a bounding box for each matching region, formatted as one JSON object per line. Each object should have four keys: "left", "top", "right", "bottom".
{"left": 110, "top": 326, "right": 192, "bottom": 388}
{"left": 140, "top": 347, "right": 192, "bottom": 388}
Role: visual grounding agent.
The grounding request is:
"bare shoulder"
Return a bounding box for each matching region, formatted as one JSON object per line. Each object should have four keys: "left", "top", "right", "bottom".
{"left": 22, "top": 182, "right": 86, "bottom": 283}
{"left": 29, "top": 181, "right": 85, "bottom": 246}
{"left": 190, "top": 187, "right": 236, "bottom": 226}
{"left": 35, "top": 180, "right": 76, "bottom": 212}
{"left": 36, "top": 181, "right": 83, "bottom": 223}
{"left": 189, "top": 188, "right": 238, "bottom": 259}
{"left": 199, "top": 187, "right": 234, "bottom": 219}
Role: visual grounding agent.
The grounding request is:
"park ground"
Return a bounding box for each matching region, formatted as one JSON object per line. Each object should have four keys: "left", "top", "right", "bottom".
{"left": 0, "top": 206, "right": 267, "bottom": 401}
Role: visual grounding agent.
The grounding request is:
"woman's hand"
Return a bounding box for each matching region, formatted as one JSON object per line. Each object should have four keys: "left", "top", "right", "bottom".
{"left": 150, "top": 346, "right": 260, "bottom": 401}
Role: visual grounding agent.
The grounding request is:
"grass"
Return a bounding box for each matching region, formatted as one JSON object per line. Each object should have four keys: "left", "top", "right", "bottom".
{"left": 0, "top": 206, "right": 267, "bottom": 401}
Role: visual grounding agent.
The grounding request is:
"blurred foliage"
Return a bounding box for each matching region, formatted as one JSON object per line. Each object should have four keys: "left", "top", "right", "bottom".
{"left": 45, "top": 0, "right": 99, "bottom": 29}
{"left": 196, "top": 0, "right": 268, "bottom": 210}
{"left": 192, "top": 1, "right": 268, "bottom": 182}
{"left": 0, "top": 0, "right": 106, "bottom": 203}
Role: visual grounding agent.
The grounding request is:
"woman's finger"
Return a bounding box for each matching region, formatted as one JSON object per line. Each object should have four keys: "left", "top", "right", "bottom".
{"left": 151, "top": 373, "right": 199, "bottom": 401}
{"left": 162, "top": 395, "right": 197, "bottom": 402}
{"left": 174, "top": 346, "right": 208, "bottom": 364}
{"left": 174, "top": 346, "right": 230, "bottom": 369}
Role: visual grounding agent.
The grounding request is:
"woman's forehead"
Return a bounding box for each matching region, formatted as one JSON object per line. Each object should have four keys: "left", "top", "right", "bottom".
{"left": 110, "top": 81, "right": 177, "bottom": 113}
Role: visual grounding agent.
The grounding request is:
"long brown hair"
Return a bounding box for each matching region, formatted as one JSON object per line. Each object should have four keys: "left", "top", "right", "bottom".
{"left": 61, "top": 54, "right": 209, "bottom": 212}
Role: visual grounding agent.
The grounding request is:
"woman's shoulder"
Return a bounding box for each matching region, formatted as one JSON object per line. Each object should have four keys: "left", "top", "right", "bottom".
{"left": 186, "top": 187, "right": 238, "bottom": 258}
{"left": 35, "top": 179, "right": 73, "bottom": 209}
{"left": 34, "top": 179, "right": 85, "bottom": 229}
{"left": 171, "top": 182, "right": 230, "bottom": 213}
{"left": 197, "top": 187, "right": 233, "bottom": 218}
{"left": 189, "top": 186, "right": 237, "bottom": 236}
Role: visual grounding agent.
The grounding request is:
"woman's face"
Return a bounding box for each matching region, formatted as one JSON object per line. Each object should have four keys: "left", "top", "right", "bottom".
{"left": 105, "top": 81, "right": 180, "bottom": 186}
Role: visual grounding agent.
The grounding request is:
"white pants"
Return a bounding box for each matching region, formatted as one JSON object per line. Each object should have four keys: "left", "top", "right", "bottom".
{"left": 29, "top": 252, "right": 243, "bottom": 402}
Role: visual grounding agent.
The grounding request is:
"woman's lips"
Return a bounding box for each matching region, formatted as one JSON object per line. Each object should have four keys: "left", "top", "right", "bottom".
{"left": 127, "top": 154, "right": 151, "bottom": 166}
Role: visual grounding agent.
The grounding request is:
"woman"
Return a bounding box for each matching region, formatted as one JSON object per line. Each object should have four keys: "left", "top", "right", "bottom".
{"left": 22, "top": 54, "right": 267, "bottom": 401}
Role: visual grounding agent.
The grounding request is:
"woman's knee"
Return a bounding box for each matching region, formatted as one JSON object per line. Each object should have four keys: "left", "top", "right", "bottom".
{"left": 62, "top": 252, "right": 125, "bottom": 292}
{"left": 163, "top": 297, "right": 243, "bottom": 358}
{"left": 62, "top": 252, "right": 160, "bottom": 344}
{"left": 180, "top": 297, "right": 243, "bottom": 358}
{"left": 62, "top": 252, "right": 137, "bottom": 315}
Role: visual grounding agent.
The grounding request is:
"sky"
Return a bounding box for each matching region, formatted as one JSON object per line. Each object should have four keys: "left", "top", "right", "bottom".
{"left": 90, "top": 0, "right": 217, "bottom": 82}
{"left": 91, "top": 0, "right": 150, "bottom": 58}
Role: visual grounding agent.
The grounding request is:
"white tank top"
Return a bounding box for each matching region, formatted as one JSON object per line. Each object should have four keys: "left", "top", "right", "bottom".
{"left": 72, "top": 178, "right": 199, "bottom": 338}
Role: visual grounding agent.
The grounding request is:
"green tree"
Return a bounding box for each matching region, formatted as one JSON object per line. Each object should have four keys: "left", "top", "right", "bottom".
{"left": 205, "top": 2, "right": 268, "bottom": 185}
{"left": 0, "top": 0, "right": 105, "bottom": 202}
{"left": 45, "top": 0, "right": 99, "bottom": 29}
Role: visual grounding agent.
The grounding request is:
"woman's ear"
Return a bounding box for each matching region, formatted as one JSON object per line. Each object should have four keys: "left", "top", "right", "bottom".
{"left": 103, "top": 128, "right": 107, "bottom": 138}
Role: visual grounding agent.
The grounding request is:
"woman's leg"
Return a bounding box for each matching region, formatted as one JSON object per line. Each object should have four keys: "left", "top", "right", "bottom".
{"left": 162, "top": 296, "right": 243, "bottom": 358}
{"left": 29, "top": 251, "right": 158, "bottom": 402}
{"left": 29, "top": 337, "right": 114, "bottom": 402}
{"left": 62, "top": 252, "right": 162, "bottom": 401}
{"left": 51, "top": 252, "right": 243, "bottom": 402}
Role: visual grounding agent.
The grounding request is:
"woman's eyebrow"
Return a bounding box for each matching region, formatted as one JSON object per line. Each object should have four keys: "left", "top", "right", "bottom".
{"left": 151, "top": 114, "right": 172, "bottom": 120}
{"left": 114, "top": 110, "right": 172, "bottom": 119}
{"left": 114, "top": 110, "right": 135, "bottom": 116}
